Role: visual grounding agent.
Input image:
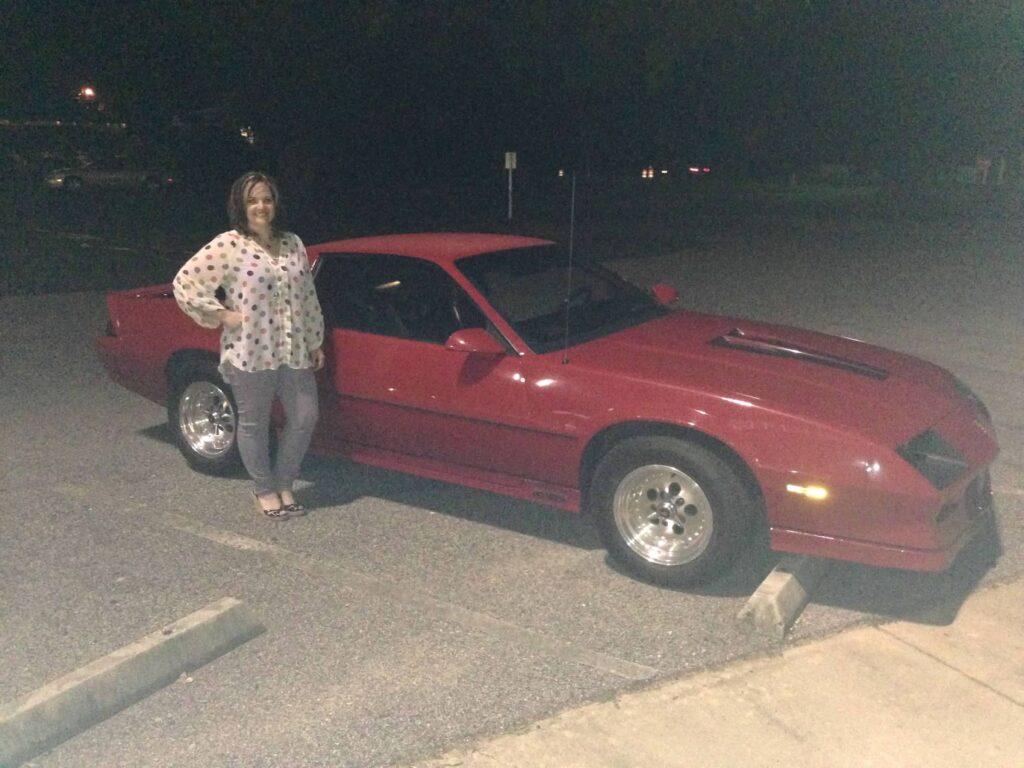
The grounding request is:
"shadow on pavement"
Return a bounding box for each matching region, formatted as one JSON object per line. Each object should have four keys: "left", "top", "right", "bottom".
{"left": 298, "top": 454, "right": 604, "bottom": 553}
{"left": 130, "top": 426, "right": 790, "bottom": 598}
{"left": 810, "top": 508, "right": 1004, "bottom": 627}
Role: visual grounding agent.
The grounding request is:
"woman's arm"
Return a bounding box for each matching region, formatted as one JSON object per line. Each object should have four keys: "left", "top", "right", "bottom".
{"left": 172, "top": 235, "right": 236, "bottom": 328}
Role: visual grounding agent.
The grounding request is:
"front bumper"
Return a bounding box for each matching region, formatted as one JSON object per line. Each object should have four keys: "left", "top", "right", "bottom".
{"left": 770, "top": 471, "right": 995, "bottom": 571}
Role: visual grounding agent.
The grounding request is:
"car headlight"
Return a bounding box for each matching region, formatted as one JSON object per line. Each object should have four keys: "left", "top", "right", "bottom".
{"left": 897, "top": 429, "right": 968, "bottom": 490}
{"left": 952, "top": 375, "right": 990, "bottom": 421}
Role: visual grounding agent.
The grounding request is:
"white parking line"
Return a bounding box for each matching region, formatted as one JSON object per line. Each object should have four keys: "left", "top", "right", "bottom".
{"left": 158, "top": 512, "right": 660, "bottom": 682}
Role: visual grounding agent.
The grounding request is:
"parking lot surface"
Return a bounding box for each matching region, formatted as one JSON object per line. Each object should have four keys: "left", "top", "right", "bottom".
{"left": 2, "top": 217, "right": 1021, "bottom": 766}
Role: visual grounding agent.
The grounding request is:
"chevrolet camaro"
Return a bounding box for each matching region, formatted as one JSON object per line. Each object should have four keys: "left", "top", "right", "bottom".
{"left": 96, "top": 233, "right": 999, "bottom": 586}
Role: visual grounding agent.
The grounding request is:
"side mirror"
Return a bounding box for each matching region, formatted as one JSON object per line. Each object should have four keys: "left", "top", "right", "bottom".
{"left": 445, "top": 328, "right": 506, "bottom": 357}
{"left": 651, "top": 283, "right": 679, "bottom": 306}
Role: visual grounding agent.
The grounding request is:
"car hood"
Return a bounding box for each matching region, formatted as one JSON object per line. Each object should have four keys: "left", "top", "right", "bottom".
{"left": 569, "top": 310, "right": 965, "bottom": 445}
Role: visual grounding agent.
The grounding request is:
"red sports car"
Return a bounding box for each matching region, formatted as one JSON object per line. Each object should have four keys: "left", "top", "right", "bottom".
{"left": 96, "top": 233, "right": 999, "bottom": 586}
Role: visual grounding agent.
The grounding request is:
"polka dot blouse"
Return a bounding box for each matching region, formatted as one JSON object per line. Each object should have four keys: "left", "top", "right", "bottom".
{"left": 173, "top": 229, "right": 324, "bottom": 375}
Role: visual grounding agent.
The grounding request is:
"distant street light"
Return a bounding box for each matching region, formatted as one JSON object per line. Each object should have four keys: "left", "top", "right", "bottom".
{"left": 78, "top": 85, "right": 97, "bottom": 102}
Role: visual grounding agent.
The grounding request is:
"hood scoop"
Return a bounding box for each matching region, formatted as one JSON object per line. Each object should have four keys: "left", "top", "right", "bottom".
{"left": 710, "top": 328, "right": 889, "bottom": 380}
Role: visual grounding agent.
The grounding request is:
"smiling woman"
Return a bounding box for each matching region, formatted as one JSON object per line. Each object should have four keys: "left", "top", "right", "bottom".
{"left": 172, "top": 171, "right": 325, "bottom": 519}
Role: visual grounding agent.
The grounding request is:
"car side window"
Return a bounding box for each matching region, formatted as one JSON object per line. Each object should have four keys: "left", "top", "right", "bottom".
{"left": 317, "top": 253, "right": 487, "bottom": 343}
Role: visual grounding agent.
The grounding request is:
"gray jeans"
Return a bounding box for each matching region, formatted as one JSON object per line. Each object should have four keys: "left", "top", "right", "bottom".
{"left": 225, "top": 364, "right": 319, "bottom": 495}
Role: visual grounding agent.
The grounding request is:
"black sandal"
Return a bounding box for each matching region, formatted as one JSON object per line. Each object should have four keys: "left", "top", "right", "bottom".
{"left": 282, "top": 502, "right": 307, "bottom": 517}
{"left": 252, "top": 491, "right": 289, "bottom": 520}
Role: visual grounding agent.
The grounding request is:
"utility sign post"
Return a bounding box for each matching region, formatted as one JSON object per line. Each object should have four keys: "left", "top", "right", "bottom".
{"left": 505, "top": 151, "right": 517, "bottom": 221}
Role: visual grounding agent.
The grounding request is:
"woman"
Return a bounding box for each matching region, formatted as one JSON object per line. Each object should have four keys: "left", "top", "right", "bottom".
{"left": 173, "top": 171, "right": 325, "bottom": 519}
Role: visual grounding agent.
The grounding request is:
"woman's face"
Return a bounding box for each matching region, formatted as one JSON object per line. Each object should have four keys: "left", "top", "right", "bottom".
{"left": 244, "top": 181, "right": 276, "bottom": 232}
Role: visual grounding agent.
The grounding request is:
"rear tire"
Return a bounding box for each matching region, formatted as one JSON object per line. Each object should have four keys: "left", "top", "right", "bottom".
{"left": 167, "top": 360, "right": 242, "bottom": 475}
{"left": 591, "top": 436, "right": 757, "bottom": 587}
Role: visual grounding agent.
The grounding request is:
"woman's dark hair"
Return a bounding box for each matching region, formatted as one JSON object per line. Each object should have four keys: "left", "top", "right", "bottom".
{"left": 227, "top": 171, "right": 284, "bottom": 235}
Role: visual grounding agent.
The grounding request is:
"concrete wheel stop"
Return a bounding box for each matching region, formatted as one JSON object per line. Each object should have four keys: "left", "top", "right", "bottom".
{"left": 0, "top": 597, "right": 264, "bottom": 768}
{"left": 738, "top": 556, "right": 832, "bottom": 639}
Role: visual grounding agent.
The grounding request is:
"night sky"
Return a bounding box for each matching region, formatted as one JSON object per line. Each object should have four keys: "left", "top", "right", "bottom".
{"left": 3, "top": 1, "right": 1022, "bottom": 179}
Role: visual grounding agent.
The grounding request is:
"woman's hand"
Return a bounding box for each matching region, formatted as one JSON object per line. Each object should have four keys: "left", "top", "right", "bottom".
{"left": 217, "top": 309, "right": 243, "bottom": 330}
{"left": 311, "top": 347, "right": 326, "bottom": 371}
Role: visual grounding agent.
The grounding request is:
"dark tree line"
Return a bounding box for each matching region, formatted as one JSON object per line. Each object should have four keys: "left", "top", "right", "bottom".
{"left": 4, "top": 1, "right": 1021, "bottom": 180}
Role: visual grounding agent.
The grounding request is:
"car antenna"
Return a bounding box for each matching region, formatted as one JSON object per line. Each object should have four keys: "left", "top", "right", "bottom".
{"left": 561, "top": 171, "right": 576, "bottom": 365}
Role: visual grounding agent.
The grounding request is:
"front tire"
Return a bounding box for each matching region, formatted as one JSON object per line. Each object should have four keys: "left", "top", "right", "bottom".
{"left": 167, "top": 360, "right": 242, "bottom": 475}
{"left": 591, "top": 436, "right": 757, "bottom": 587}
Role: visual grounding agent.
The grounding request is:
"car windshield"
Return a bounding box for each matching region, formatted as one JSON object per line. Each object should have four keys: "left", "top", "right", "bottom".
{"left": 456, "top": 245, "right": 668, "bottom": 353}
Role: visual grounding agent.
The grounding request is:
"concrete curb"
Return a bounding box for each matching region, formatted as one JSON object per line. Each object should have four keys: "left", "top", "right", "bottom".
{"left": 0, "top": 597, "right": 264, "bottom": 768}
{"left": 737, "top": 556, "right": 832, "bottom": 639}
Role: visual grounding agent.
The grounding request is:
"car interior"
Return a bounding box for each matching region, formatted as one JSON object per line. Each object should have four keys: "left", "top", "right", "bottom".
{"left": 316, "top": 253, "right": 487, "bottom": 344}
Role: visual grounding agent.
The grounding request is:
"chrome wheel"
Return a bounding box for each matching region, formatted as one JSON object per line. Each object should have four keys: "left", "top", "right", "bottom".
{"left": 612, "top": 463, "right": 713, "bottom": 567}
{"left": 177, "top": 380, "right": 236, "bottom": 459}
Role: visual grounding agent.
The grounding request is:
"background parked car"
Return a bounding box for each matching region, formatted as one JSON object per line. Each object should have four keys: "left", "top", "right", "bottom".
{"left": 45, "top": 156, "right": 176, "bottom": 191}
